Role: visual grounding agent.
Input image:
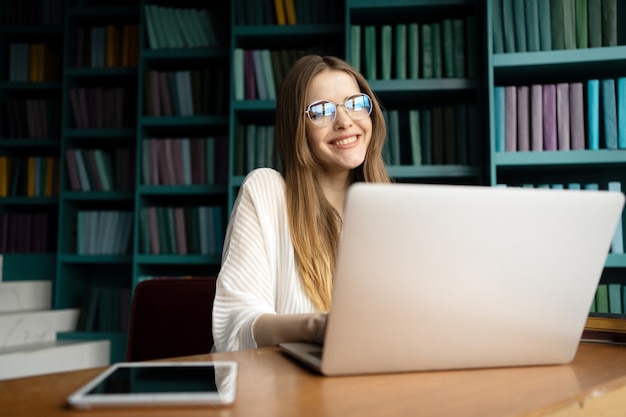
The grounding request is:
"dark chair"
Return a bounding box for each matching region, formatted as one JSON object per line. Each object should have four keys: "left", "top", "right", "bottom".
{"left": 126, "top": 277, "right": 217, "bottom": 362}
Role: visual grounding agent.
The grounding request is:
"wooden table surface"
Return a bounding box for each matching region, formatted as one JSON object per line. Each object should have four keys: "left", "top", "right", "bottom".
{"left": 3, "top": 342, "right": 626, "bottom": 417}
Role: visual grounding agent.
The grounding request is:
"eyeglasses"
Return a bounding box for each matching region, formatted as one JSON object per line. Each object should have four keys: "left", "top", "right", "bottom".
{"left": 304, "top": 93, "right": 372, "bottom": 127}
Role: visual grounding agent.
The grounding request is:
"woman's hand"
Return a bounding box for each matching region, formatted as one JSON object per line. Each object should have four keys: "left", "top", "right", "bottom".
{"left": 253, "top": 312, "right": 328, "bottom": 347}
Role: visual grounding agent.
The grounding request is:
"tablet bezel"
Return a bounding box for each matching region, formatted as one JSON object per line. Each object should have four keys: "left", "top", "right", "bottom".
{"left": 66, "top": 361, "right": 238, "bottom": 409}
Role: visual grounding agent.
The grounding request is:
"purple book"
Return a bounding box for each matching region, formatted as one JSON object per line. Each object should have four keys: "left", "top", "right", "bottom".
{"left": 505, "top": 86, "right": 517, "bottom": 151}
{"left": 556, "top": 83, "right": 570, "bottom": 150}
{"left": 530, "top": 84, "right": 543, "bottom": 151}
{"left": 517, "top": 85, "right": 530, "bottom": 151}
{"left": 542, "top": 84, "right": 557, "bottom": 150}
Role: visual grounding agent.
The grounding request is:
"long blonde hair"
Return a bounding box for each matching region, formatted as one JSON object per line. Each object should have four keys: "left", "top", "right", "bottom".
{"left": 275, "top": 55, "right": 390, "bottom": 312}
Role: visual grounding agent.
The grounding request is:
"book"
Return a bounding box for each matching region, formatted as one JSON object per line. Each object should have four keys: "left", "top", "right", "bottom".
{"left": 517, "top": 85, "right": 530, "bottom": 151}
{"left": 601, "top": 0, "right": 617, "bottom": 46}
{"left": 387, "top": 110, "right": 400, "bottom": 165}
{"left": 530, "top": 84, "right": 544, "bottom": 151}
{"left": 431, "top": 23, "right": 442, "bottom": 78}
{"left": 408, "top": 23, "right": 420, "bottom": 78}
{"left": 542, "top": 84, "right": 558, "bottom": 150}
{"left": 420, "top": 109, "right": 433, "bottom": 165}
{"left": 284, "top": 0, "right": 297, "bottom": 24}
{"left": 408, "top": 109, "right": 421, "bottom": 166}
{"left": 443, "top": 106, "right": 456, "bottom": 164}
{"left": 550, "top": 0, "right": 566, "bottom": 49}
{"left": 395, "top": 24, "right": 407, "bottom": 79}
{"left": 538, "top": 0, "right": 553, "bottom": 50}
{"left": 432, "top": 107, "right": 444, "bottom": 164}
{"left": 452, "top": 19, "right": 465, "bottom": 77}
{"left": 364, "top": 25, "right": 377, "bottom": 80}
{"left": 602, "top": 78, "right": 618, "bottom": 149}
{"left": 494, "top": 86, "right": 506, "bottom": 152}
{"left": 513, "top": 0, "right": 527, "bottom": 52}
{"left": 595, "top": 284, "right": 609, "bottom": 314}
{"left": 261, "top": 49, "right": 276, "bottom": 100}
{"left": 588, "top": 79, "right": 600, "bottom": 149}
{"left": 617, "top": 77, "right": 626, "bottom": 149}
{"left": 492, "top": 0, "right": 505, "bottom": 53}
{"left": 525, "top": 0, "right": 541, "bottom": 51}
{"left": 608, "top": 181, "right": 624, "bottom": 254}
{"left": 349, "top": 25, "right": 361, "bottom": 72}
{"left": 421, "top": 24, "right": 433, "bottom": 78}
{"left": 569, "top": 82, "right": 585, "bottom": 150}
{"left": 442, "top": 20, "right": 455, "bottom": 78}
{"left": 575, "top": 0, "right": 588, "bottom": 48}
{"left": 233, "top": 48, "right": 244, "bottom": 101}
{"left": 381, "top": 25, "right": 392, "bottom": 80}
{"left": 252, "top": 50, "right": 268, "bottom": 100}
{"left": 455, "top": 105, "right": 468, "bottom": 164}
{"left": 563, "top": 0, "right": 577, "bottom": 49}
{"left": 556, "top": 83, "right": 571, "bottom": 150}
{"left": 505, "top": 85, "right": 517, "bottom": 152}
{"left": 502, "top": 0, "right": 516, "bottom": 52}
{"left": 587, "top": 0, "right": 602, "bottom": 47}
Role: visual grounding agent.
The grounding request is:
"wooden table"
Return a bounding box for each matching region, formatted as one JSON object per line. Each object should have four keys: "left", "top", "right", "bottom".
{"left": 2, "top": 342, "right": 626, "bottom": 417}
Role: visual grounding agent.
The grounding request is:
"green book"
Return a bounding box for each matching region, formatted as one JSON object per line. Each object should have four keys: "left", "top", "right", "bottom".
{"left": 409, "top": 109, "right": 421, "bottom": 166}
{"left": 442, "top": 19, "right": 455, "bottom": 78}
{"left": 563, "top": 0, "right": 576, "bottom": 49}
{"left": 601, "top": 0, "right": 617, "bottom": 46}
{"left": 538, "top": 0, "right": 553, "bottom": 50}
{"left": 364, "top": 25, "right": 377, "bottom": 79}
{"left": 588, "top": 0, "right": 602, "bottom": 47}
{"left": 550, "top": 0, "right": 566, "bottom": 49}
{"left": 395, "top": 24, "right": 407, "bottom": 79}
{"left": 408, "top": 23, "right": 420, "bottom": 78}
{"left": 575, "top": 0, "right": 588, "bottom": 48}
{"left": 421, "top": 24, "right": 432, "bottom": 78}
{"left": 350, "top": 25, "right": 361, "bottom": 72}
{"left": 431, "top": 23, "right": 442, "bottom": 78}
{"left": 595, "top": 284, "right": 609, "bottom": 314}
{"left": 381, "top": 25, "right": 392, "bottom": 80}
{"left": 609, "top": 283, "right": 623, "bottom": 314}
{"left": 452, "top": 19, "right": 465, "bottom": 77}
{"left": 525, "top": 0, "right": 541, "bottom": 51}
{"left": 513, "top": 0, "right": 527, "bottom": 52}
{"left": 491, "top": 0, "right": 504, "bottom": 53}
{"left": 502, "top": 0, "right": 516, "bottom": 52}
{"left": 432, "top": 107, "right": 444, "bottom": 164}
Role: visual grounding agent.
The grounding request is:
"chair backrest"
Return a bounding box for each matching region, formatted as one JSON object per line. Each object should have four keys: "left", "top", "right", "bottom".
{"left": 126, "top": 277, "right": 217, "bottom": 362}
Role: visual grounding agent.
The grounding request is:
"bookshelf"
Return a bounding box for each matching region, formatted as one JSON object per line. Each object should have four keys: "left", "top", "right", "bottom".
{"left": 1, "top": 0, "right": 626, "bottom": 362}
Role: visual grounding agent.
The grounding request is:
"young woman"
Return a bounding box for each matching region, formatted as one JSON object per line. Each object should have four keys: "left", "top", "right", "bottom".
{"left": 212, "top": 55, "right": 390, "bottom": 352}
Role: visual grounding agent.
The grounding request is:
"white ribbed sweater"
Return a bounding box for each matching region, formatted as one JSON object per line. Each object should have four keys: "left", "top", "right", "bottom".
{"left": 212, "top": 168, "right": 318, "bottom": 352}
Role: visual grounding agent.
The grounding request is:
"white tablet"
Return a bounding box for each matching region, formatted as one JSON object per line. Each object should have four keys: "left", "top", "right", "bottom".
{"left": 66, "top": 361, "right": 238, "bottom": 410}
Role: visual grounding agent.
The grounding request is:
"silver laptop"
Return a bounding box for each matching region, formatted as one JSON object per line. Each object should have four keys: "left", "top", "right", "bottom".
{"left": 281, "top": 182, "right": 625, "bottom": 376}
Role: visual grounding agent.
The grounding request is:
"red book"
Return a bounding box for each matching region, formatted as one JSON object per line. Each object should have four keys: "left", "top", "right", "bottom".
{"left": 174, "top": 207, "right": 187, "bottom": 255}
{"left": 147, "top": 206, "right": 160, "bottom": 255}
{"left": 542, "top": 84, "right": 557, "bottom": 150}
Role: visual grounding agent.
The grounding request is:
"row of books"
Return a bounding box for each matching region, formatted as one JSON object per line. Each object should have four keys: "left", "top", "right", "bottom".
{"left": 75, "top": 210, "right": 133, "bottom": 255}
{"left": 71, "top": 24, "right": 139, "bottom": 68}
{"left": 499, "top": 181, "right": 624, "bottom": 254}
{"left": 0, "top": 156, "right": 60, "bottom": 197}
{"left": 234, "top": 0, "right": 341, "bottom": 25}
{"left": 233, "top": 48, "right": 306, "bottom": 101}
{"left": 493, "top": 0, "right": 618, "bottom": 54}
{"left": 383, "top": 105, "right": 481, "bottom": 167}
{"left": 592, "top": 283, "right": 626, "bottom": 315}
{"left": 494, "top": 78, "right": 626, "bottom": 152}
{"left": 2, "top": 98, "right": 61, "bottom": 139}
{"left": 76, "top": 286, "right": 131, "bottom": 333}
{"left": 8, "top": 42, "right": 60, "bottom": 82}
{"left": 3, "top": 0, "right": 64, "bottom": 26}
{"left": 141, "top": 137, "right": 227, "bottom": 186}
{"left": 65, "top": 148, "right": 135, "bottom": 193}
{"left": 233, "top": 124, "right": 278, "bottom": 175}
{"left": 0, "top": 212, "right": 55, "bottom": 254}
{"left": 68, "top": 87, "right": 134, "bottom": 129}
{"left": 140, "top": 206, "right": 224, "bottom": 256}
{"left": 350, "top": 18, "right": 478, "bottom": 81}
{"left": 144, "top": 5, "right": 226, "bottom": 50}
{"left": 144, "top": 69, "right": 228, "bottom": 117}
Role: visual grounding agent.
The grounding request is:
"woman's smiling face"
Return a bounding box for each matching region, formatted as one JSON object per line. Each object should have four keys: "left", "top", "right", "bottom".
{"left": 304, "top": 69, "right": 372, "bottom": 178}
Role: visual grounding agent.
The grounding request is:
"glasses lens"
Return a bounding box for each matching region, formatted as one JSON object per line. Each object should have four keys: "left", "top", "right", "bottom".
{"left": 307, "top": 101, "right": 336, "bottom": 126}
{"left": 345, "top": 94, "right": 372, "bottom": 119}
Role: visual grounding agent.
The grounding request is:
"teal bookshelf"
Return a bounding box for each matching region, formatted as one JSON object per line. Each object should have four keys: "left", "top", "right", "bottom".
{"left": 2, "top": 0, "right": 626, "bottom": 361}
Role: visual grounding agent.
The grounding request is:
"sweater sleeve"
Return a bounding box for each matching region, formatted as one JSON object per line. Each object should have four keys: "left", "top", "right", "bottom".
{"left": 212, "top": 168, "right": 316, "bottom": 352}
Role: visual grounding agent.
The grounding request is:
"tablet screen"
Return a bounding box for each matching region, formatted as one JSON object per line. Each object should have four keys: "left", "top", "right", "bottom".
{"left": 67, "top": 361, "right": 237, "bottom": 409}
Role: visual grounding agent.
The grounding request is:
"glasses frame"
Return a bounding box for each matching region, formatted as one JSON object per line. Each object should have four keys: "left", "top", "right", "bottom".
{"left": 304, "top": 93, "right": 373, "bottom": 127}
